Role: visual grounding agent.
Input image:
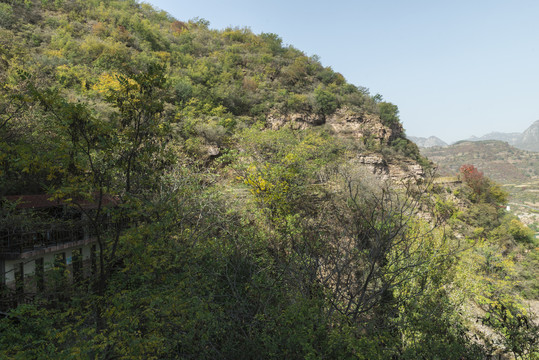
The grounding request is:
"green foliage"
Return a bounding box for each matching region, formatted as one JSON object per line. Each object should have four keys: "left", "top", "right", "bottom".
{"left": 313, "top": 84, "right": 338, "bottom": 118}
{"left": 507, "top": 218, "right": 535, "bottom": 244}
{"left": 377, "top": 101, "right": 400, "bottom": 126}
{"left": 481, "top": 300, "right": 539, "bottom": 359}
{"left": 238, "top": 128, "right": 342, "bottom": 222}
{"left": 1, "top": 1, "right": 536, "bottom": 359}
{"left": 459, "top": 164, "right": 509, "bottom": 204}
{"left": 0, "top": 3, "right": 14, "bottom": 28}
{"left": 0, "top": 304, "right": 60, "bottom": 358}
{"left": 388, "top": 136, "right": 430, "bottom": 168}
{"left": 434, "top": 194, "right": 458, "bottom": 220}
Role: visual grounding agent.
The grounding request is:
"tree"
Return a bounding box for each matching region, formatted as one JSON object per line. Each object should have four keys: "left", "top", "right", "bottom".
{"left": 313, "top": 84, "right": 338, "bottom": 120}
{"left": 460, "top": 164, "right": 486, "bottom": 197}
{"left": 31, "top": 63, "right": 171, "bottom": 299}
{"left": 459, "top": 164, "right": 508, "bottom": 204}
{"left": 318, "top": 172, "right": 446, "bottom": 320}
{"left": 377, "top": 101, "right": 400, "bottom": 126}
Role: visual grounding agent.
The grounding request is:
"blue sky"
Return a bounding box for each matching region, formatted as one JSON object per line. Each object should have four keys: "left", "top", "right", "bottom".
{"left": 145, "top": 0, "right": 539, "bottom": 143}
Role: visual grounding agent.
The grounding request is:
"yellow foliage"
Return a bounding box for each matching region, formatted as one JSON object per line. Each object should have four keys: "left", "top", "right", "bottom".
{"left": 92, "top": 72, "right": 138, "bottom": 96}
{"left": 240, "top": 163, "right": 294, "bottom": 216}
{"left": 153, "top": 51, "right": 171, "bottom": 62}
{"left": 44, "top": 49, "right": 64, "bottom": 58}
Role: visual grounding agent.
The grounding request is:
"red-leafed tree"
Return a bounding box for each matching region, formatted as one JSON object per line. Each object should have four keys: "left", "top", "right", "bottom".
{"left": 459, "top": 164, "right": 486, "bottom": 196}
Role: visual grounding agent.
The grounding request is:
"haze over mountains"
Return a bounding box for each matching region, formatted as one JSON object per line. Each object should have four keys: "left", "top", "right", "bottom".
{"left": 407, "top": 136, "right": 447, "bottom": 148}
{"left": 410, "top": 120, "right": 539, "bottom": 152}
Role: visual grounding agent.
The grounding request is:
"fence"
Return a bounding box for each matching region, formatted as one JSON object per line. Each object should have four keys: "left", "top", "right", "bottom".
{"left": 0, "top": 219, "right": 126, "bottom": 256}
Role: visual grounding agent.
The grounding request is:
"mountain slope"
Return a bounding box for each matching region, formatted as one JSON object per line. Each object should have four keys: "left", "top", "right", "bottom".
{"left": 0, "top": 0, "right": 425, "bottom": 197}
{"left": 0, "top": 1, "right": 537, "bottom": 359}
{"left": 421, "top": 140, "right": 539, "bottom": 229}
{"left": 408, "top": 135, "right": 448, "bottom": 148}
{"left": 464, "top": 120, "right": 539, "bottom": 152}
{"left": 421, "top": 140, "right": 539, "bottom": 182}
{"left": 520, "top": 120, "right": 539, "bottom": 152}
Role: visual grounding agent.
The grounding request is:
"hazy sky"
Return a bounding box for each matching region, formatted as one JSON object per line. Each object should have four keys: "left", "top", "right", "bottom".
{"left": 145, "top": 0, "right": 539, "bottom": 143}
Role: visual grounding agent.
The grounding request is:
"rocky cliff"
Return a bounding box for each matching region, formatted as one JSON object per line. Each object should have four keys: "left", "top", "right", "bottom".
{"left": 267, "top": 107, "right": 425, "bottom": 181}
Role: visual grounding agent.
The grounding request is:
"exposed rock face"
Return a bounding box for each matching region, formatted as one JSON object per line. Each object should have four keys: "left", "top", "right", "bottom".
{"left": 355, "top": 154, "right": 425, "bottom": 182}
{"left": 267, "top": 107, "right": 403, "bottom": 147}
{"left": 267, "top": 107, "right": 423, "bottom": 182}
{"left": 267, "top": 112, "right": 325, "bottom": 130}
{"left": 388, "top": 159, "right": 425, "bottom": 182}
{"left": 356, "top": 154, "right": 389, "bottom": 178}
{"left": 326, "top": 108, "right": 400, "bottom": 145}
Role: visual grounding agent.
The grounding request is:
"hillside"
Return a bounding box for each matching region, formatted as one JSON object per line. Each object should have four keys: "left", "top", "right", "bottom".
{"left": 0, "top": 0, "right": 425, "bottom": 197}
{"left": 421, "top": 140, "right": 539, "bottom": 229}
{"left": 422, "top": 140, "right": 539, "bottom": 182}
{"left": 521, "top": 120, "right": 539, "bottom": 152}
{"left": 1, "top": 1, "right": 538, "bottom": 359}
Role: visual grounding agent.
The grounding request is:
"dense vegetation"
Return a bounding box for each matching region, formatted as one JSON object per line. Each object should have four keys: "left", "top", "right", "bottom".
{"left": 1, "top": 0, "right": 538, "bottom": 358}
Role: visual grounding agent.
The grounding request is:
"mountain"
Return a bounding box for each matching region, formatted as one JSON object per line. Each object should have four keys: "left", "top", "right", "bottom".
{"left": 519, "top": 120, "right": 539, "bottom": 152}
{"left": 414, "top": 119, "right": 539, "bottom": 152}
{"left": 0, "top": 0, "right": 427, "bottom": 198}
{"left": 464, "top": 120, "right": 539, "bottom": 152}
{"left": 408, "top": 135, "right": 448, "bottom": 148}
{"left": 1, "top": 1, "right": 537, "bottom": 358}
{"left": 470, "top": 131, "right": 522, "bottom": 144}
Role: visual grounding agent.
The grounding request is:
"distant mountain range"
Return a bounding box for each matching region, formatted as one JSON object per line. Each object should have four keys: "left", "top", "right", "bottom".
{"left": 408, "top": 136, "right": 448, "bottom": 148}
{"left": 410, "top": 120, "right": 539, "bottom": 152}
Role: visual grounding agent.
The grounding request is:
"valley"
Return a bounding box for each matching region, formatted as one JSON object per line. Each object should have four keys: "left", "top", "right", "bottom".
{"left": 421, "top": 140, "right": 539, "bottom": 236}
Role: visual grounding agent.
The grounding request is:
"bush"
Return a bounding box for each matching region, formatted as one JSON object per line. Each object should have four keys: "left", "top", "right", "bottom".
{"left": 507, "top": 218, "right": 534, "bottom": 244}
{"left": 313, "top": 85, "right": 338, "bottom": 118}
{"left": 0, "top": 3, "right": 14, "bottom": 28}
{"left": 377, "top": 101, "right": 400, "bottom": 126}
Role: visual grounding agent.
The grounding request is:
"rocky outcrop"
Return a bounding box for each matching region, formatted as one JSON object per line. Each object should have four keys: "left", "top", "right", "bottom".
{"left": 326, "top": 108, "right": 400, "bottom": 145}
{"left": 355, "top": 154, "right": 389, "bottom": 178}
{"left": 267, "top": 112, "right": 325, "bottom": 130}
{"left": 267, "top": 107, "right": 403, "bottom": 147}
{"left": 387, "top": 159, "right": 425, "bottom": 182}
{"left": 355, "top": 153, "right": 425, "bottom": 182}
{"left": 267, "top": 107, "right": 425, "bottom": 182}
{"left": 206, "top": 145, "right": 220, "bottom": 157}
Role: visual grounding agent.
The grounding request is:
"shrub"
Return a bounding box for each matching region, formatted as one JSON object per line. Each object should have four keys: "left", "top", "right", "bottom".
{"left": 0, "top": 3, "right": 14, "bottom": 28}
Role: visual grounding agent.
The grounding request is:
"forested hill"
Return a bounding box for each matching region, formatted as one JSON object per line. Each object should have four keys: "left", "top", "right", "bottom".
{"left": 1, "top": 1, "right": 538, "bottom": 359}
{"left": 0, "top": 0, "right": 425, "bottom": 197}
